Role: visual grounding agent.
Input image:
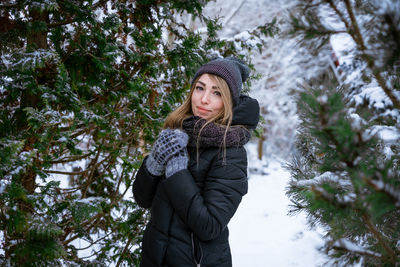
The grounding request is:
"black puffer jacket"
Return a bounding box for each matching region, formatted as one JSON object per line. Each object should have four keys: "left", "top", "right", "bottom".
{"left": 133, "top": 95, "right": 259, "bottom": 267}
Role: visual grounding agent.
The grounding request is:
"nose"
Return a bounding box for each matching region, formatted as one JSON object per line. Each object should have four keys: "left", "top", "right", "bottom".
{"left": 201, "top": 91, "right": 209, "bottom": 104}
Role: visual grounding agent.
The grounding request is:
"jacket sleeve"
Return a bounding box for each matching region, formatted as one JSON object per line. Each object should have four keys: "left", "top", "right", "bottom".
{"left": 133, "top": 156, "right": 162, "bottom": 209}
{"left": 163, "top": 147, "right": 248, "bottom": 241}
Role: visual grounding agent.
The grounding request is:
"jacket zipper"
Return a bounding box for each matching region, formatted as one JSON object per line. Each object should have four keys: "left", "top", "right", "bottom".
{"left": 191, "top": 232, "right": 203, "bottom": 267}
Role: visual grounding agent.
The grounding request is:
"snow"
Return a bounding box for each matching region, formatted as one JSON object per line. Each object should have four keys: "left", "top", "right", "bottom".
{"left": 41, "top": 144, "right": 331, "bottom": 266}
{"left": 317, "top": 95, "right": 328, "bottom": 105}
{"left": 1, "top": 54, "right": 12, "bottom": 69}
{"left": 58, "top": 136, "right": 68, "bottom": 142}
{"left": 4, "top": 0, "right": 396, "bottom": 265}
{"left": 94, "top": 7, "right": 106, "bottom": 22}
{"left": 329, "top": 34, "right": 356, "bottom": 65}
{"left": 0, "top": 180, "right": 7, "bottom": 194}
{"left": 332, "top": 239, "right": 381, "bottom": 258}
{"left": 369, "top": 179, "right": 400, "bottom": 207}
{"left": 229, "top": 143, "right": 329, "bottom": 267}
{"left": 372, "top": 126, "right": 400, "bottom": 143}
{"left": 355, "top": 86, "right": 392, "bottom": 109}
{"left": 296, "top": 171, "right": 351, "bottom": 188}
{"left": 10, "top": 166, "right": 24, "bottom": 176}
{"left": 75, "top": 197, "right": 105, "bottom": 204}
{"left": 201, "top": 0, "right": 302, "bottom": 159}
{"left": 349, "top": 113, "right": 365, "bottom": 131}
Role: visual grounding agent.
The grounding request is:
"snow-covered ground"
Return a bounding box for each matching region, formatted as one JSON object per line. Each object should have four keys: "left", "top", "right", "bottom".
{"left": 229, "top": 143, "right": 329, "bottom": 267}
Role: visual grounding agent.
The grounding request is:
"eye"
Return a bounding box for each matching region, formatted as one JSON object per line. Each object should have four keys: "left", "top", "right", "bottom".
{"left": 196, "top": 86, "right": 204, "bottom": 91}
{"left": 213, "top": 91, "right": 222, "bottom": 97}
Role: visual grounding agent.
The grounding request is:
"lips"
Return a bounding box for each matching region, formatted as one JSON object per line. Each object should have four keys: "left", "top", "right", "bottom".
{"left": 196, "top": 106, "right": 211, "bottom": 113}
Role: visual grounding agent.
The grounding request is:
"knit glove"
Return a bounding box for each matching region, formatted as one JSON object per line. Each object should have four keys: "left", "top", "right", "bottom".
{"left": 145, "top": 129, "right": 188, "bottom": 176}
{"left": 165, "top": 148, "right": 189, "bottom": 178}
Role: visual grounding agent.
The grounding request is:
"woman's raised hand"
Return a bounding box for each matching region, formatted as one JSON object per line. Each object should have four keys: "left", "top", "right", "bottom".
{"left": 145, "top": 129, "right": 188, "bottom": 176}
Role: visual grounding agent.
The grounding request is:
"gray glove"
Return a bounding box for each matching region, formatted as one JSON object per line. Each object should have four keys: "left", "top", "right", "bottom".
{"left": 145, "top": 129, "right": 188, "bottom": 176}
{"left": 165, "top": 148, "right": 189, "bottom": 178}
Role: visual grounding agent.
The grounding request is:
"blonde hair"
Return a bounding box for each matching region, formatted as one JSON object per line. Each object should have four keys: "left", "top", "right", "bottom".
{"left": 163, "top": 74, "right": 233, "bottom": 129}
{"left": 164, "top": 74, "right": 242, "bottom": 164}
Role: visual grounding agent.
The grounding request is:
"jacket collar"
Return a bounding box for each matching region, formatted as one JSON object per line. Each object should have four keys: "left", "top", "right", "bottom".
{"left": 232, "top": 95, "right": 260, "bottom": 130}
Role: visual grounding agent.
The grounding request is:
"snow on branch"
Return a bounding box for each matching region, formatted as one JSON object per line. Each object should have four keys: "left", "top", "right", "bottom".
{"left": 371, "top": 125, "right": 400, "bottom": 144}
{"left": 367, "top": 179, "right": 400, "bottom": 207}
{"left": 294, "top": 171, "right": 356, "bottom": 206}
{"left": 1, "top": 49, "right": 59, "bottom": 71}
{"left": 311, "top": 185, "right": 356, "bottom": 207}
{"left": 75, "top": 197, "right": 106, "bottom": 205}
{"left": 332, "top": 238, "right": 382, "bottom": 258}
{"left": 296, "top": 171, "right": 352, "bottom": 188}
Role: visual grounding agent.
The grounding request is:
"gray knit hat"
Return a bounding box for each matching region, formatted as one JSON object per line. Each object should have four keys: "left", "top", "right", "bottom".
{"left": 191, "top": 57, "right": 250, "bottom": 106}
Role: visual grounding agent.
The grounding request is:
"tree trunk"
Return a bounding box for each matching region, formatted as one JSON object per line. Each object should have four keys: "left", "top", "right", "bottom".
{"left": 27, "top": 8, "right": 48, "bottom": 49}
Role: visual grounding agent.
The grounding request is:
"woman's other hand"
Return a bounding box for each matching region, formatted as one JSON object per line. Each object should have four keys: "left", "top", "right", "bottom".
{"left": 165, "top": 149, "right": 189, "bottom": 178}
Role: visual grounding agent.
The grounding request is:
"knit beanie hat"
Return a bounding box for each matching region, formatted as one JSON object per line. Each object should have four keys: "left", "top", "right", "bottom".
{"left": 191, "top": 57, "right": 250, "bottom": 106}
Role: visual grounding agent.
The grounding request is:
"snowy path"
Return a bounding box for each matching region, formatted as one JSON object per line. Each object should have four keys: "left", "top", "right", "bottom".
{"left": 229, "top": 159, "right": 328, "bottom": 267}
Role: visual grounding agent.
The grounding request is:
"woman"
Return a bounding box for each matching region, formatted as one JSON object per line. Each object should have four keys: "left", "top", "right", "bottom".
{"left": 133, "top": 57, "right": 260, "bottom": 267}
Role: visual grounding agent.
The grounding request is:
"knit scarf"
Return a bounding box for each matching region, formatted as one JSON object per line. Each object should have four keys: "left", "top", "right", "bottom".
{"left": 182, "top": 116, "right": 251, "bottom": 148}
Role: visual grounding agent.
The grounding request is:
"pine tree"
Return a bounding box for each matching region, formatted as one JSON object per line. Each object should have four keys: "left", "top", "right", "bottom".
{"left": 0, "top": 0, "right": 275, "bottom": 265}
{"left": 285, "top": 0, "right": 400, "bottom": 266}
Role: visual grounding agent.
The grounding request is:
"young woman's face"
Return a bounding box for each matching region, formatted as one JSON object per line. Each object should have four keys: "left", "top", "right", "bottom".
{"left": 191, "top": 74, "right": 224, "bottom": 120}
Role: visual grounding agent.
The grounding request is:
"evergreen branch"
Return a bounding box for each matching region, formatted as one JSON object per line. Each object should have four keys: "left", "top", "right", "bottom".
{"left": 70, "top": 128, "right": 91, "bottom": 139}
{"left": 168, "top": 20, "right": 190, "bottom": 35}
{"left": 360, "top": 213, "right": 397, "bottom": 263}
{"left": 115, "top": 161, "right": 126, "bottom": 198}
{"left": 287, "top": 199, "right": 306, "bottom": 215}
{"left": 92, "top": 0, "right": 108, "bottom": 9}
{"left": 81, "top": 99, "right": 125, "bottom": 198}
{"left": 325, "top": 0, "right": 399, "bottom": 109}
{"left": 312, "top": 185, "right": 396, "bottom": 262}
{"left": 331, "top": 238, "right": 382, "bottom": 259}
{"left": 60, "top": 26, "right": 84, "bottom": 63}
{"left": 62, "top": 213, "right": 102, "bottom": 245}
{"left": 311, "top": 185, "right": 349, "bottom": 208}
{"left": 58, "top": 125, "right": 88, "bottom": 137}
{"left": 372, "top": 68, "right": 400, "bottom": 109}
{"left": 366, "top": 179, "right": 400, "bottom": 207}
{"left": 108, "top": 144, "right": 141, "bottom": 207}
{"left": 343, "top": 0, "right": 365, "bottom": 50}
{"left": 113, "top": 169, "right": 136, "bottom": 206}
{"left": 47, "top": 18, "right": 74, "bottom": 28}
{"left": 317, "top": 107, "right": 397, "bottom": 262}
{"left": 112, "top": 140, "right": 138, "bottom": 203}
{"left": 78, "top": 43, "right": 105, "bottom": 60}
{"left": 343, "top": 0, "right": 400, "bottom": 109}
{"left": 0, "top": 4, "right": 18, "bottom": 9}
{"left": 79, "top": 213, "right": 105, "bottom": 237}
{"left": 116, "top": 236, "right": 133, "bottom": 267}
{"left": 47, "top": 152, "right": 92, "bottom": 164}
{"left": 74, "top": 232, "right": 112, "bottom": 251}
{"left": 322, "top": 127, "right": 355, "bottom": 168}
{"left": 303, "top": 1, "right": 325, "bottom": 10}
{"left": 318, "top": 30, "right": 347, "bottom": 35}
{"left": 293, "top": 18, "right": 347, "bottom": 36}
{"left": 297, "top": 172, "right": 352, "bottom": 189}
{"left": 383, "top": 13, "right": 400, "bottom": 58}
{"left": 325, "top": 0, "right": 350, "bottom": 30}
{"left": 58, "top": 187, "right": 81, "bottom": 194}
{"left": 81, "top": 140, "right": 106, "bottom": 198}
{"left": 43, "top": 169, "right": 88, "bottom": 175}
{"left": 77, "top": 251, "right": 98, "bottom": 260}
